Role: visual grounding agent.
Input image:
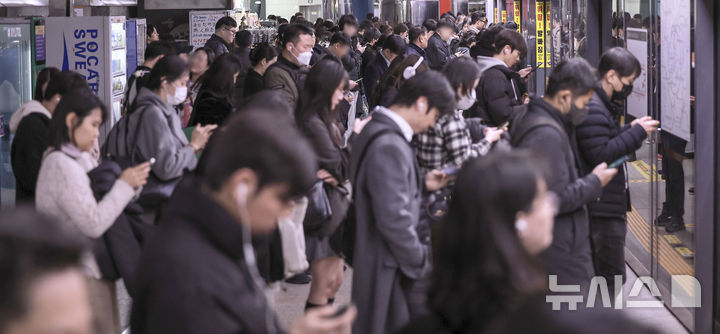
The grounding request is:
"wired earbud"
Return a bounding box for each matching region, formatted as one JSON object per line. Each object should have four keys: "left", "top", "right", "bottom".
{"left": 403, "top": 57, "right": 425, "bottom": 80}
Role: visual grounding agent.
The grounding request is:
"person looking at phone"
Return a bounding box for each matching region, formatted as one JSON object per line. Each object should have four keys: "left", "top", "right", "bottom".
{"left": 36, "top": 91, "right": 151, "bottom": 333}
{"left": 510, "top": 58, "right": 618, "bottom": 290}
{"left": 474, "top": 29, "right": 528, "bottom": 126}
{"left": 414, "top": 57, "right": 504, "bottom": 179}
{"left": 575, "top": 47, "right": 658, "bottom": 292}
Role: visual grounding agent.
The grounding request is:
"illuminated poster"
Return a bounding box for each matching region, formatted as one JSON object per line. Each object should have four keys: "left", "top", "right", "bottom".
{"left": 545, "top": 0, "right": 551, "bottom": 68}
{"left": 535, "top": 1, "right": 544, "bottom": 68}
{"left": 660, "top": 0, "right": 691, "bottom": 140}
{"left": 501, "top": 10, "right": 507, "bottom": 23}
{"left": 513, "top": 1, "right": 521, "bottom": 32}
{"left": 495, "top": 8, "right": 498, "bottom": 23}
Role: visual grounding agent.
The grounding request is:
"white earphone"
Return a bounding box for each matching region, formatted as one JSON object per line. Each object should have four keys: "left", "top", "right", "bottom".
{"left": 515, "top": 218, "right": 528, "bottom": 232}
{"left": 236, "top": 183, "right": 248, "bottom": 206}
{"left": 403, "top": 57, "right": 425, "bottom": 80}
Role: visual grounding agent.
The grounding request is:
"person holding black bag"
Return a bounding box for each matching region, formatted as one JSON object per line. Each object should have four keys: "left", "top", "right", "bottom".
{"left": 296, "top": 58, "right": 360, "bottom": 311}
{"left": 36, "top": 91, "right": 150, "bottom": 333}
{"left": 104, "top": 55, "right": 216, "bottom": 213}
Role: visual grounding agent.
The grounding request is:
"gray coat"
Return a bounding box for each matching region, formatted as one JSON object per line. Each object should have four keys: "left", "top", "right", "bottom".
{"left": 511, "top": 97, "right": 602, "bottom": 286}
{"left": 104, "top": 87, "right": 197, "bottom": 181}
{"left": 349, "top": 112, "right": 431, "bottom": 334}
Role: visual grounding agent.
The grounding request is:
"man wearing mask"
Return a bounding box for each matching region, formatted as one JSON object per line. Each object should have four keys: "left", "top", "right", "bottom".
{"left": 265, "top": 23, "right": 314, "bottom": 111}
{"left": 467, "top": 11, "right": 488, "bottom": 34}
{"left": 363, "top": 34, "right": 407, "bottom": 99}
{"left": 510, "top": 58, "right": 618, "bottom": 288}
{"left": 575, "top": 48, "right": 659, "bottom": 292}
{"left": 131, "top": 111, "right": 357, "bottom": 333}
{"left": 351, "top": 71, "right": 453, "bottom": 334}
{"left": 405, "top": 26, "right": 429, "bottom": 61}
{"left": 205, "top": 17, "right": 238, "bottom": 57}
{"left": 426, "top": 18, "right": 460, "bottom": 70}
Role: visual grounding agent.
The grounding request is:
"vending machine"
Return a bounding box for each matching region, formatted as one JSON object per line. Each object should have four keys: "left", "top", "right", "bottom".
{"left": 46, "top": 16, "right": 127, "bottom": 145}
{"left": 126, "top": 18, "right": 147, "bottom": 79}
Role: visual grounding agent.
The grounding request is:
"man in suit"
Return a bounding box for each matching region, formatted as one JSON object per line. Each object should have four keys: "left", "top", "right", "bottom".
{"left": 350, "top": 71, "right": 455, "bottom": 334}
{"left": 405, "top": 26, "right": 429, "bottom": 61}
{"left": 363, "top": 34, "right": 407, "bottom": 100}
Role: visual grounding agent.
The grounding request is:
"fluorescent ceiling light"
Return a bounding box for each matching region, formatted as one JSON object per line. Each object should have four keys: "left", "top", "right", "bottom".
{"left": 0, "top": 0, "right": 49, "bottom": 6}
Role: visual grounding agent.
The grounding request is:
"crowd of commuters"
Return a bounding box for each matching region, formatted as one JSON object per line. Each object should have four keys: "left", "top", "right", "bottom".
{"left": 3, "top": 9, "right": 665, "bottom": 334}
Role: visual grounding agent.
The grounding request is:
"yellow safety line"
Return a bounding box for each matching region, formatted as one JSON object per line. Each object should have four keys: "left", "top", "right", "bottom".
{"left": 630, "top": 160, "right": 665, "bottom": 181}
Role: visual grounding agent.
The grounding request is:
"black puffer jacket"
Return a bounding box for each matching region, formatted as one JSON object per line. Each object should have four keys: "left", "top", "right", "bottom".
{"left": 190, "top": 89, "right": 234, "bottom": 126}
{"left": 473, "top": 59, "right": 523, "bottom": 125}
{"left": 576, "top": 87, "right": 647, "bottom": 219}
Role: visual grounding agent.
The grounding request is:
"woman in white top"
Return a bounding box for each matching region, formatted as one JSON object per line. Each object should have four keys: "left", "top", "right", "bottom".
{"left": 35, "top": 90, "right": 150, "bottom": 334}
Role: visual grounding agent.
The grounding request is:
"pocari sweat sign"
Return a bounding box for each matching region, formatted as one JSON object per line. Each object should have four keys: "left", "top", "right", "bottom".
{"left": 62, "top": 29, "right": 102, "bottom": 94}
{"left": 46, "top": 17, "right": 109, "bottom": 101}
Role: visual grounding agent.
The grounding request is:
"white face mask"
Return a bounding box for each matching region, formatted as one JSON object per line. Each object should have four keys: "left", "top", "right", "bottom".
{"left": 296, "top": 50, "right": 313, "bottom": 66}
{"left": 166, "top": 84, "right": 187, "bottom": 105}
{"left": 456, "top": 89, "right": 477, "bottom": 110}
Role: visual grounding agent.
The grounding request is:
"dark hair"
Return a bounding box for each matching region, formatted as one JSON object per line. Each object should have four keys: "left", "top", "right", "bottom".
{"left": 235, "top": 30, "right": 252, "bottom": 48}
{"left": 382, "top": 34, "right": 408, "bottom": 55}
{"left": 391, "top": 70, "right": 455, "bottom": 116}
{"left": 436, "top": 17, "right": 455, "bottom": 31}
{"left": 408, "top": 26, "right": 427, "bottom": 43}
{"left": 470, "top": 11, "right": 486, "bottom": 25}
{"left": 147, "top": 23, "right": 157, "bottom": 37}
{"left": 364, "top": 27, "right": 381, "bottom": 43}
{"left": 44, "top": 71, "right": 90, "bottom": 101}
{"left": 314, "top": 18, "right": 324, "bottom": 30}
{"left": 296, "top": 58, "right": 348, "bottom": 146}
{"left": 330, "top": 31, "right": 352, "bottom": 46}
{"left": 598, "top": 47, "right": 641, "bottom": 78}
{"left": 34, "top": 67, "right": 59, "bottom": 101}
{"left": 0, "top": 208, "right": 86, "bottom": 332}
{"left": 471, "top": 24, "right": 505, "bottom": 58}
{"left": 145, "top": 40, "right": 176, "bottom": 60}
{"left": 460, "top": 31, "right": 477, "bottom": 48}
{"left": 146, "top": 55, "right": 188, "bottom": 91}
{"left": 379, "top": 24, "right": 393, "bottom": 35}
{"left": 215, "top": 16, "right": 238, "bottom": 30}
{"left": 442, "top": 57, "right": 481, "bottom": 98}
{"left": 199, "top": 54, "right": 243, "bottom": 101}
{"left": 296, "top": 18, "right": 314, "bottom": 29}
{"left": 338, "top": 14, "right": 358, "bottom": 30}
{"left": 198, "top": 110, "right": 317, "bottom": 199}
{"left": 373, "top": 54, "right": 428, "bottom": 106}
{"left": 278, "top": 18, "right": 289, "bottom": 24}
{"left": 48, "top": 90, "right": 108, "bottom": 150}
{"left": 423, "top": 19, "right": 437, "bottom": 32}
{"left": 428, "top": 151, "right": 547, "bottom": 333}
{"left": 192, "top": 46, "right": 216, "bottom": 68}
{"left": 493, "top": 29, "right": 527, "bottom": 55}
{"left": 250, "top": 42, "right": 279, "bottom": 67}
{"left": 546, "top": 58, "right": 597, "bottom": 97}
{"left": 281, "top": 24, "right": 314, "bottom": 49}
{"left": 323, "top": 20, "right": 335, "bottom": 30}
{"left": 504, "top": 21, "right": 519, "bottom": 30}
{"left": 394, "top": 23, "right": 408, "bottom": 34}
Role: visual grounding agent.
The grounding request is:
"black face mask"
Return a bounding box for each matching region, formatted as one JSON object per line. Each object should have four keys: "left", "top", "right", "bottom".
{"left": 612, "top": 82, "right": 634, "bottom": 101}
{"left": 566, "top": 97, "right": 589, "bottom": 126}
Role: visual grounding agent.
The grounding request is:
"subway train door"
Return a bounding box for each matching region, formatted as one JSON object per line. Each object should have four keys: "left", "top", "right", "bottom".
{"left": 614, "top": 0, "right": 697, "bottom": 331}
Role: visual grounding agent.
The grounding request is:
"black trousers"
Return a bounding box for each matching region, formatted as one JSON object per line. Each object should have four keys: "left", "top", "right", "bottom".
{"left": 590, "top": 216, "right": 627, "bottom": 290}
{"left": 660, "top": 131, "right": 687, "bottom": 223}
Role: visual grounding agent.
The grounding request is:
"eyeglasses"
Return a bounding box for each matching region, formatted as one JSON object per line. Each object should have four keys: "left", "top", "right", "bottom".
{"left": 224, "top": 27, "right": 238, "bottom": 34}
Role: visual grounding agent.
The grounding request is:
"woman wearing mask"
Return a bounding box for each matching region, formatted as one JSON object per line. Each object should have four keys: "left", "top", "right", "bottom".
{"left": 414, "top": 57, "right": 505, "bottom": 177}
{"left": 36, "top": 91, "right": 151, "bottom": 333}
{"left": 575, "top": 47, "right": 659, "bottom": 292}
{"left": 474, "top": 29, "right": 529, "bottom": 126}
{"left": 104, "top": 56, "right": 216, "bottom": 210}
{"left": 189, "top": 54, "right": 243, "bottom": 126}
{"left": 244, "top": 42, "right": 278, "bottom": 97}
{"left": 296, "top": 58, "right": 360, "bottom": 311}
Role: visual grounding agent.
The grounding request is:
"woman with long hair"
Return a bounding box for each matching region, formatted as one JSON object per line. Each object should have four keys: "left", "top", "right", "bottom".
{"left": 189, "top": 53, "right": 243, "bottom": 126}
{"left": 398, "top": 151, "right": 556, "bottom": 333}
{"left": 372, "top": 54, "right": 428, "bottom": 108}
{"left": 296, "top": 58, "right": 356, "bottom": 310}
{"left": 244, "top": 43, "right": 278, "bottom": 98}
{"left": 36, "top": 90, "right": 150, "bottom": 333}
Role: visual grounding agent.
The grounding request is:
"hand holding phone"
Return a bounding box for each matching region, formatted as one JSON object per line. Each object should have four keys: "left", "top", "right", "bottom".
{"left": 608, "top": 156, "right": 629, "bottom": 169}
{"left": 442, "top": 166, "right": 460, "bottom": 176}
